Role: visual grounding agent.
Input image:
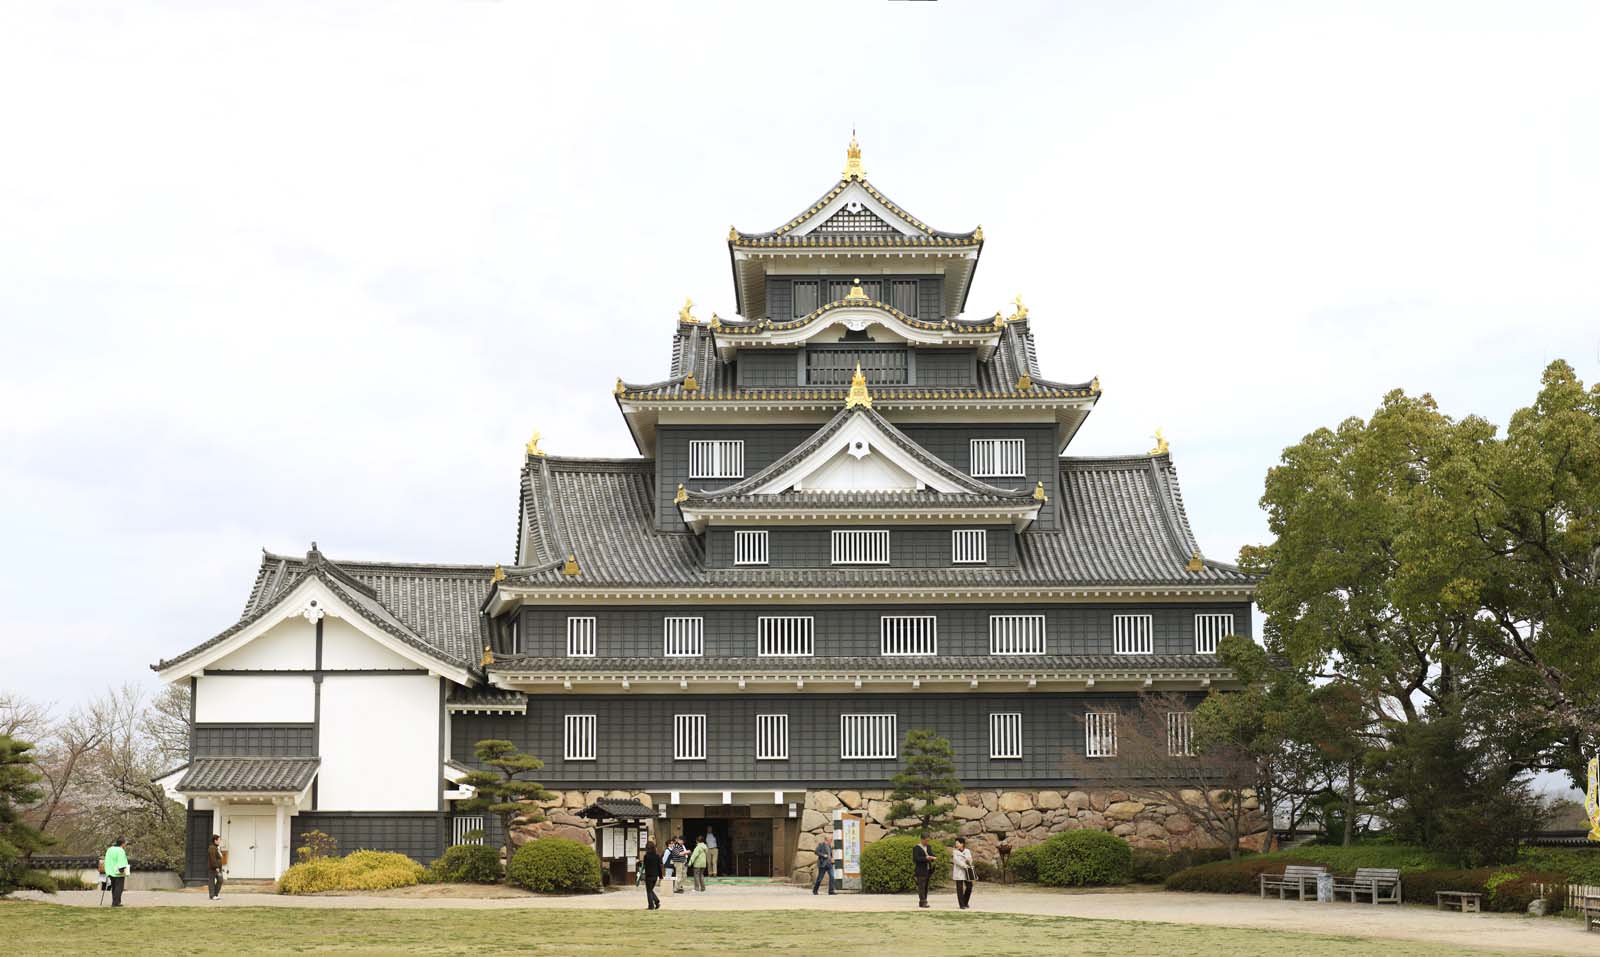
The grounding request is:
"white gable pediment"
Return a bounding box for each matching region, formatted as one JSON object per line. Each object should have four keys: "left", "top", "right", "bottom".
{"left": 788, "top": 182, "right": 924, "bottom": 238}
{"left": 754, "top": 413, "right": 968, "bottom": 496}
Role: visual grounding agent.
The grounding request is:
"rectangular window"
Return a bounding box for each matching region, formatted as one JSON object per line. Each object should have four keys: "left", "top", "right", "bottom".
{"left": 674, "top": 714, "right": 706, "bottom": 761}
{"left": 688, "top": 439, "right": 744, "bottom": 480}
{"left": 831, "top": 529, "right": 890, "bottom": 564}
{"left": 990, "top": 614, "right": 1047, "bottom": 655}
{"left": 889, "top": 279, "right": 919, "bottom": 317}
{"left": 755, "top": 714, "right": 789, "bottom": 760}
{"left": 564, "top": 714, "right": 596, "bottom": 761}
{"left": 791, "top": 280, "right": 819, "bottom": 317}
{"left": 881, "top": 615, "right": 937, "bottom": 656}
{"left": 1194, "top": 613, "right": 1233, "bottom": 655}
{"left": 566, "top": 616, "right": 596, "bottom": 657}
{"left": 1167, "top": 712, "right": 1195, "bottom": 757}
{"left": 757, "top": 616, "right": 815, "bottom": 657}
{"left": 951, "top": 529, "right": 987, "bottom": 564}
{"left": 734, "top": 530, "right": 769, "bottom": 566}
{"left": 1113, "top": 614, "right": 1154, "bottom": 655}
{"left": 1085, "top": 712, "right": 1117, "bottom": 758}
{"left": 840, "top": 713, "right": 897, "bottom": 760}
{"left": 452, "top": 815, "right": 486, "bottom": 846}
{"left": 970, "top": 438, "right": 1027, "bottom": 478}
{"left": 989, "top": 712, "right": 1023, "bottom": 759}
{"left": 663, "top": 617, "right": 704, "bottom": 657}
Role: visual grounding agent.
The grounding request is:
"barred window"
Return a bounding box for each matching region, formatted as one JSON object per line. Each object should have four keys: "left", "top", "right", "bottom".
{"left": 564, "top": 714, "right": 596, "bottom": 761}
{"left": 755, "top": 714, "right": 789, "bottom": 760}
{"left": 452, "top": 815, "right": 485, "bottom": 846}
{"left": 1085, "top": 712, "right": 1117, "bottom": 758}
{"left": 831, "top": 529, "right": 890, "bottom": 564}
{"left": 566, "top": 616, "right": 596, "bottom": 657}
{"left": 990, "top": 614, "right": 1046, "bottom": 655}
{"left": 688, "top": 440, "right": 744, "bottom": 479}
{"left": 674, "top": 714, "right": 706, "bottom": 761}
{"left": 881, "top": 615, "right": 937, "bottom": 656}
{"left": 970, "top": 438, "right": 1026, "bottom": 478}
{"left": 792, "top": 280, "right": 819, "bottom": 317}
{"left": 734, "top": 530, "right": 769, "bottom": 566}
{"left": 889, "top": 279, "right": 919, "bottom": 317}
{"left": 840, "top": 713, "right": 897, "bottom": 760}
{"left": 757, "top": 616, "right": 814, "bottom": 657}
{"left": 1113, "top": 614, "right": 1154, "bottom": 655}
{"left": 989, "top": 712, "right": 1023, "bottom": 759}
{"left": 1167, "top": 712, "right": 1195, "bottom": 757}
{"left": 1194, "top": 613, "right": 1233, "bottom": 655}
{"left": 951, "top": 529, "right": 987, "bottom": 564}
{"left": 663, "top": 617, "right": 703, "bottom": 657}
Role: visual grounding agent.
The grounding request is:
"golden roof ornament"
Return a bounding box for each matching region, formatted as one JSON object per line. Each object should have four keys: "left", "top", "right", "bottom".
{"left": 845, "top": 278, "right": 869, "bottom": 301}
{"left": 1091, "top": 376, "right": 1101, "bottom": 394}
{"left": 1033, "top": 481, "right": 1048, "bottom": 502}
{"left": 1150, "top": 428, "right": 1169, "bottom": 456}
{"left": 480, "top": 643, "right": 494, "bottom": 667}
{"left": 1186, "top": 551, "right": 1206, "bottom": 573}
{"left": 491, "top": 563, "right": 506, "bottom": 583}
{"left": 727, "top": 225, "right": 738, "bottom": 242}
{"left": 561, "top": 554, "right": 581, "bottom": 577}
{"left": 674, "top": 483, "right": 688, "bottom": 505}
{"left": 974, "top": 225, "right": 984, "bottom": 242}
{"left": 679, "top": 297, "right": 698, "bottom": 324}
{"left": 613, "top": 377, "right": 625, "bottom": 396}
{"left": 842, "top": 131, "right": 866, "bottom": 181}
{"left": 844, "top": 363, "right": 873, "bottom": 409}
{"left": 708, "top": 313, "right": 721, "bottom": 330}
{"left": 1016, "top": 373, "right": 1033, "bottom": 391}
{"left": 683, "top": 370, "right": 699, "bottom": 392}
{"left": 526, "top": 431, "right": 545, "bottom": 457}
{"left": 1007, "top": 294, "right": 1029, "bottom": 324}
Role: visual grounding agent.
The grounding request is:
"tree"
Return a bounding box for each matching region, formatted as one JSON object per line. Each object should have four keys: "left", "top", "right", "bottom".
{"left": 0, "top": 734, "right": 54, "bottom": 895}
{"left": 886, "top": 729, "right": 962, "bottom": 837}
{"left": 457, "top": 740, "right": 555, "bottom": 859}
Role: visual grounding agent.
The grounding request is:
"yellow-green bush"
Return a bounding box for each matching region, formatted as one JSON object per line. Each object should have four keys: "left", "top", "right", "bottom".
{"left": 277, "top": 849, "right": 424, "bottom": 895}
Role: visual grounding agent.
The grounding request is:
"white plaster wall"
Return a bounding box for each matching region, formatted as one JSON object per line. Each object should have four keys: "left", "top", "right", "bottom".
{"left": 194, "top": 675, "right": 315, "bottom": 723}
{"left": 802, "top": 446, "right": 917, "bottom": 491}
{"left": 317, "top": 674, "right": 439, "bottom": 810}
{"left": 321, "top": 616, "right": 417, "bottom": 670}
{"left": 211, "top": 617, "right": 316, "bottom": 670}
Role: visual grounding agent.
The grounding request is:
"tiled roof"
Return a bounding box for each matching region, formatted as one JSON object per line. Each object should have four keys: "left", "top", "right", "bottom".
{"left": 446, "top": 686, "right": 528, "bottom": 712}
{"left": 492, "top": 655, "right": 1230, "bottom": 674}
{"left": 730, "top": 176, "right": 978, "bottom": 242}
{"left": 176, "top": 757, "right": 320, "bottom": 793}
{"left": 579, "top": 798, "right": 656, "bottom": 819}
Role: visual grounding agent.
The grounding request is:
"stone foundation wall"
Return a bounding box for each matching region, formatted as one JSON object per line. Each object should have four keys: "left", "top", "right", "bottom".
{"left": 508, "top": 789, "right": 655, "bottom": 847}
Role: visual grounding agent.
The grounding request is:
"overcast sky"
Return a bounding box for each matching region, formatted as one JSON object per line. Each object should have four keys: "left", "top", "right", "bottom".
{"left": 2, "top": 2, "right": 1596, "bottom": 720}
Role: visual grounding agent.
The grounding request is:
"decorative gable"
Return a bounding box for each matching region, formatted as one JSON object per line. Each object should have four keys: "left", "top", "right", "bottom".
{"left": 793, "top": 435, "right": 922, "bottom": 492}
{"left": 788, "top": 181, "right": 925, "bottom": 238}
{"left": 813, "top": 201, "right": 898, "bottom": 235}
{"left": 752, "top": 411, "right": 967, "bottom": 495}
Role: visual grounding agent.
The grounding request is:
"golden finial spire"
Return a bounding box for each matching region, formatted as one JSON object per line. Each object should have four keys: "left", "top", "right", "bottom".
{"left": 526, "top": 431, "right": 545, "bottom": 456}
{"left": 679, "top": 297, "right": 698, "bottom": 324}
{"left": 844, "top": 363, "right": 873, "bottom": 409}
{"left": 842, "top": 130, "right": 866, "bottom": 180}
{"left": 1150, "top": 428, "right": 1169, "bottom": 455}
{"left": 492, "top": 563, "right": 506, "bottom": 583}
{"left": 845, "top": 277, "right": 868, "bottom": 301}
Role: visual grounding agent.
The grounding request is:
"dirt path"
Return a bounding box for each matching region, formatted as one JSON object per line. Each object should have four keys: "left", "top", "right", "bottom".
{"left": 18, "top": 884, "right": 1592, "bottom": 956}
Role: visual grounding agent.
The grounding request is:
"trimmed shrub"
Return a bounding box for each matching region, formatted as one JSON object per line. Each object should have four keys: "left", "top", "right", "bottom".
{"left": 1006, "top": 843, "right": 1040, "bottom": 884}
{"left": 1034, "top": 830, "right": 1133, "bottom": 887}
{"left": 1130, "top": 847, "right": 1232, "bottom": 884}
{"left": 278, "top": 849, "right": 423, "bottom": 895}
{"left": 1166, "top": 856, "right": 1315, "bottom": 894}
{"left": 506, "top": 838, "right": 601, "bottom": 894}
{"left": 423, "top": 844, "right": 502, "bottom": 885}
{"left": 861, "top": 836, "right": 950, "bottom": 894}
{"left": 1517, "top": 847, "right": 1600, "bottom": 884}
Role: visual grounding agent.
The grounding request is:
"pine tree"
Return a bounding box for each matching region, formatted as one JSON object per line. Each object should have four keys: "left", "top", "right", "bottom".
{"left": 886, "top": 729, "right": 962, "bottom": 837}
{"left": 458, "top": 739, "right": 555, "bottom": 861}
{"left": 0, "top": 734, "right": 54, "bottom": 895}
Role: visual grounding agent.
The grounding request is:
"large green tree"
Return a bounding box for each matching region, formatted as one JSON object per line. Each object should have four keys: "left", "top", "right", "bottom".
{"left": 886, "top": 730, "right": 962, "bottom": 837}
{"left": 458, "top": 739, "right": 555, "bottom": 859}
{"left": 0, "top": 735, "right": 54, "bottom": 895}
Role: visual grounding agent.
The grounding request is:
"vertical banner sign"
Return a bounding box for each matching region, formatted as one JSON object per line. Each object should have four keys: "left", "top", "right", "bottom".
{"left": 840, "top": 812, "right": 863, "bottom": 878}
{"left": 1585, "top": 756, "right": 1600, "bottom": 841}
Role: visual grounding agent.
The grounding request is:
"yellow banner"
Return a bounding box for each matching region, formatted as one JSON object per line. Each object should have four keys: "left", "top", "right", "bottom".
{"left": 1587, "top": 756, "right": 1600, "bottom": 842}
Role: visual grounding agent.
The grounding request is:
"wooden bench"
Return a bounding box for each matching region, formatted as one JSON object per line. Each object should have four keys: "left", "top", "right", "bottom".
{"left": 1259, "top": 865, "right": 1327, "bottom": 901}
{"left": 1333, "top": 867, "right": 1402, "bottom": 905}
{"left": 1436, "top": 890, "right": 1481, "bottom": 913}
{"left": 1579, "top": 893, "right": 1600, "bottom": 933}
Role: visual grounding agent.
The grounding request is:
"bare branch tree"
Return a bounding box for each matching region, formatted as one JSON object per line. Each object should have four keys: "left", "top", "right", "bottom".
{"left": 0, "top": 692, "right": 51, "bottom": 740}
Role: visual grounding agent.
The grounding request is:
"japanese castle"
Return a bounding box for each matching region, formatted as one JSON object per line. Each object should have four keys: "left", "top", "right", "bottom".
{"left": 154, "top": 138, "right": 1257, "bottom": 883}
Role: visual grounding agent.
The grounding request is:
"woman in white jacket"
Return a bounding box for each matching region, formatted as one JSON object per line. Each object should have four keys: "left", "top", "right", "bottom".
{"left": 951, "top": 837, "right": 975, "bottom": 910}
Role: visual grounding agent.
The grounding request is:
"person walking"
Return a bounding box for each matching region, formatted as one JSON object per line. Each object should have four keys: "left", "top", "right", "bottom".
{"left": 812, "top": 836, "right": 834, "bottom": 895}
{"left": 912, "top": 832, "right": 934, "bottom": 909}
{"left": 670, "top": 838, "right": 688, "bottom": 893}
{"left": 951, "top": 837, "right": 974, "bottom": 910}
{"left": 705, "top": 829, "right": 718, "bottom": 878}
{"left": 206, "top": 834, "right": 224, "bottom": 900}
{"left": 103, "top": 838, "right": 130, "bottom": 907}
{"left": 688, "top": 835, "right": 708, "bottom": 892}
{"left": 641, "top": 840, "right": 662, "bottom": 910}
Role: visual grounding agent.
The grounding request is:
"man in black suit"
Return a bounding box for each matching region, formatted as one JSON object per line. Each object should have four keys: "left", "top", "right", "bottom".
{"left": 912, "top": 832, "right": 934, "bottom": 908}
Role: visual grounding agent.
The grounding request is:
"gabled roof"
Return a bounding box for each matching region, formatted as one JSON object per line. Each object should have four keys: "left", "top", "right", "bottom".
{"left": 154, "top": 546, "right": 495, "bottom": 676}
{"left": 176, "top": 757, "right": 320, "bottom": 794}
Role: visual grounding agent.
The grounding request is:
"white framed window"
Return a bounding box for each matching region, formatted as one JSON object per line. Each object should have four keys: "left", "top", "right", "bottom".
{"left": 990, "top": 614, "right": 1046, "bottom": 655}
{"left": 757, "top": 616, "right": 815, "bottom": 657}
{"left": 1194, "top": 613, "right": 1233, "bottom": 655}
{"left": 688, "top": 439, "right": 744, "bottom": 479}
{"left": 989, "top": 712, "right": 1023, "bottom": 759}
{"left": 831, "top": 529, "right": 890, "bottom": 564}
{"left": 564, "top": 714, "right": 596, "bottom": 761}
{"left": 1113, "top": 614, "right": 1154, "bottom": 655}
{"left": 840, "top": 714, "right": 897, "bottom": 760}
{"left": 566, "top": 616, "right": 596, "bottom": 657}
{"left": 951, "top": 529, "right": 987, "bottom": 564}
{"left": 1085, "top": 712, "right": 1117, "bottom": 758}
{"left": 452, "top": 815, "right": 486, "bottom": 846}
{"left": 674, "top": 714, "right": 706, "bottom": 761}
{"left": 881, "top": 615, "right": 937, "bottom": 656}
{"left": 734, "top": 530, "right": 769, "bottom": 566}
{"left": 1167, "top": 712, "right": 1195, "bottom": 757}
{"left": 663, "top": 617, "right": 704, "bottom": 657}
{"left": 970, "top": 438, "right": 1027, "bottom": 478}
{"left": 755, "top": 714, "right": 789, "bottom": 760}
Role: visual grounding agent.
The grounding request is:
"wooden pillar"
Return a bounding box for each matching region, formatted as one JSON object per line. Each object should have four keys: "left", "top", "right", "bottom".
{"left": 273, "top": 803, "right": 287, "bottom": 878}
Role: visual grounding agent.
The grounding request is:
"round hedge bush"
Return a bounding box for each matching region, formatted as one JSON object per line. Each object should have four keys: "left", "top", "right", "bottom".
{"left": 860, "top": 836, "right": 951, "bottom": 894}
{"left": 278, "top": 850, "right": 424, "bottom": 895}
{"left": 423, "top": 843, "right": 503, "bottom": 884}
{"left": 1006, "top": 843, "right": 1041, "bottom": 883}
{"left": 1033, "top": 830, "right": 1132, "bottom": 887}
{"left": 507, "top": 837, "right": 601, "bottom": 894}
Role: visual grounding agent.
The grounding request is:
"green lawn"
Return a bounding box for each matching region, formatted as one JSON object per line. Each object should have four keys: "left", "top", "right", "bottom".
{"left": 0, "top": 901, "right": 1527, "bottom": 957}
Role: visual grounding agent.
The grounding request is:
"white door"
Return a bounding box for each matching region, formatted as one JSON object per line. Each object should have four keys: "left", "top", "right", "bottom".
{"left": 223, "top": 813, "right": 273, "bottom": 878}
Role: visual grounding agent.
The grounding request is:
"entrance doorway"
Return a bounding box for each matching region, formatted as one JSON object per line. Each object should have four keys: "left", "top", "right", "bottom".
{"left": 221, "top": 811, "right": 275, "bottom": 879}
{"left": 682, "top": 814, "right": 776, "bottom": 877}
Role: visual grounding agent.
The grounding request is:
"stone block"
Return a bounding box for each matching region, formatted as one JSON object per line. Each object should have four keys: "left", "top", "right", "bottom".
{"left": 1111, "top": 823, "right": 1137, "bottom": 837}
{"left": 1035, "top": 791, "right": 1064, "bottom": 810}
{"left": 982, "top": 811, "right": 1012, "bottom": 833}
{"left": 1066, "top": 791, "right": 1091, "bottom": 812}
{"left": 838, "top": 790, "right": 863, "bottom": 809}
{"left": 953, "top": 805, "right": 986, "bottom": 821}
{"left": 1019, "top": 810, "right": 1042, "bottom": 830}
{"left": 980, "top": 792, "right": 998, "bottom": 812}
{"left": 1089, "top": 792, "right": 1109, "bottom": 812}
{"left": 959, "top": 821, "right": 983, "bottom": 837}
{"left": 1164, "top": 815, "right": 1194, "bottom": 835}
{"left": 800, "top": 809, "right": 829, "bottom": 832}
{"left": 1105, "top": 801, "right": 1145, "bottom": 821}
{"left": 866, "top": 801, "right": 893, "bottom": 825}
{"left": 997, "top": 792, "right": 1033, "bottom": 813}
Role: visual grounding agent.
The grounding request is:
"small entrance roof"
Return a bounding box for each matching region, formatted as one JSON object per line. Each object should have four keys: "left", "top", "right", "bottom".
{"left": 176, "top": 757, "right": 320, "bottom": 795}
{"left": 577, "top": 798, "right": 655, "bottom": 821}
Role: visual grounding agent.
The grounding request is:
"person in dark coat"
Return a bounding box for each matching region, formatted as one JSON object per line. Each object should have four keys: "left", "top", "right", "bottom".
{"left": 641, "top": 841, "right": 662, "bottom": 909}
{"left": 812, "top": 837, "right": 834, "bottom": 895}
{"left": 206, "top": 834, "right": 224, "bottom": 900}
{"left": 912, "top": 832, "right": 934, "bottom": 908}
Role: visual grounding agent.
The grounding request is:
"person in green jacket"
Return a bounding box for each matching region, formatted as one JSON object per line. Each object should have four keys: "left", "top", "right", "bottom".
{"left": 688, "top": 836, "right": 708, "bottom": 892}
{"left": 103, "top": 838, "right": 130, "bottom": 907}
